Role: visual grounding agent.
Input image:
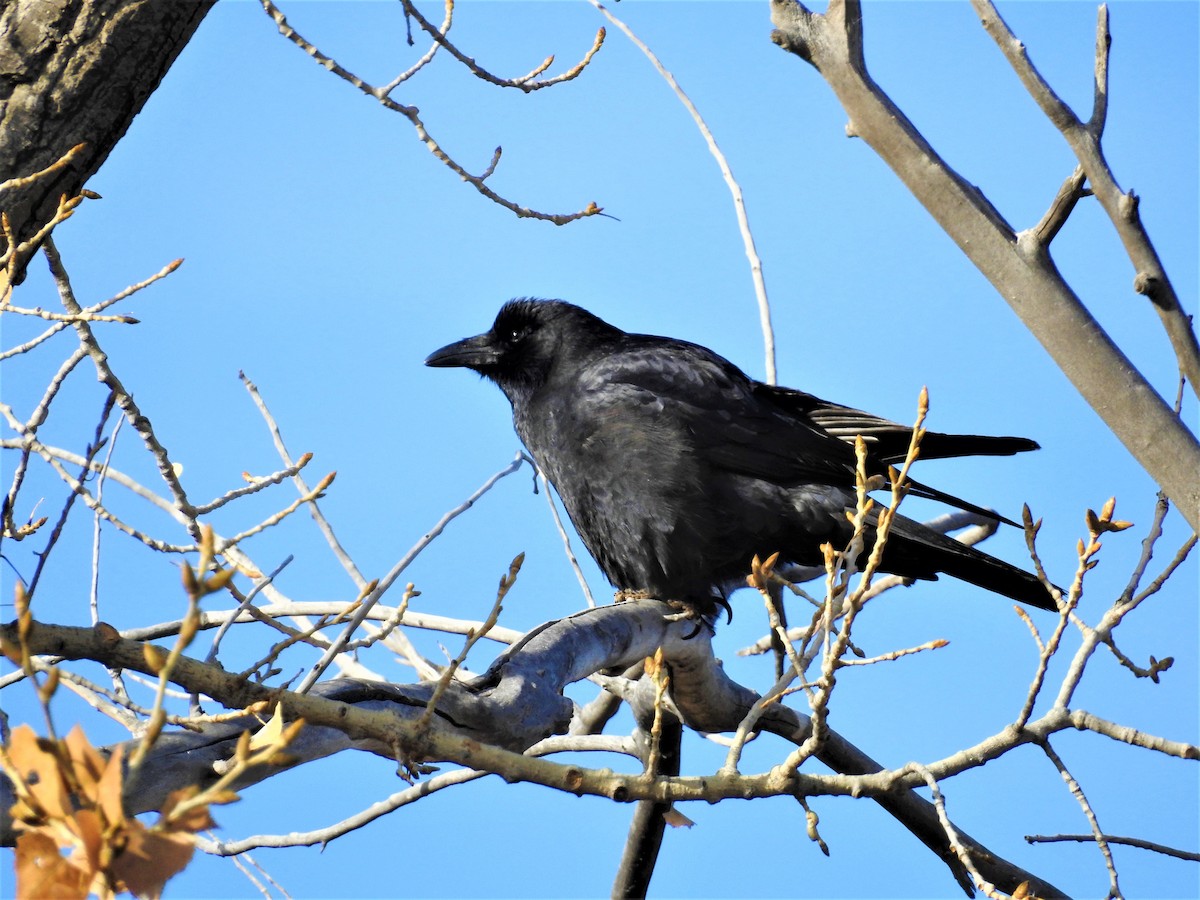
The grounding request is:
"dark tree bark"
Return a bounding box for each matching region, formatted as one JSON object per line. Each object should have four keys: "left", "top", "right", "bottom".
{"left": 0, "top": 0, "right": 214, "bottom": 282}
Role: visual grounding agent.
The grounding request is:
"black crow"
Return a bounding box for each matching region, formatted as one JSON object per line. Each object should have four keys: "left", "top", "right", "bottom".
{"left": 426, "top": 299, "right": 1057, "bottom": 617}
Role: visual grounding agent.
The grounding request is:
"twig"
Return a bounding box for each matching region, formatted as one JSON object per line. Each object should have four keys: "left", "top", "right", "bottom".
{"left": 258, "top": 0, "right": 603, "bottom": 226}
{"left": 836, "top": 638, "right": 947, "bottom": 666}
{"left": 973, "top": 0, "right": 1200, "bottom": 398}
{"left": 1039, "top": 739, "right": 1121, "bottom": 898}
{"left": 240, "top": 371, "right": 364, "bottom": 586}
{"left": 400, "top": 0, "right": 605, "bottom": 92}
{"left": 89, "top": 408, "right": 122, "bottom": 627}
{"left": 1, "top": 345, "right": 89, "bottom": 543}
{"left": 1116, "top": 492, "right": 1169, "bottom": 604}
{"left": 0, "top": 258, "right": 179, "bottom": 361}
{"left": 295, "top": 452, "right": 528, "bottom": 694}
{"left": 417, "top": 553, "right": 523, "bottom": 733}
{"left": 192, "top": 455, "right": 315, "bottom": 516}
{"left": 1, "top": 304, "right": 139, "bottom": 324}
{"left": 0, "top": 439, "right": 192, "bottom": 525}
{"left": 216, "top": 472, "right": 336, "bottom": 551}
{"left": 1014, "top": 505, "right": 1085, "bottom": 729}
{"left": 1025, "top": 833, "right": 1200, "bottom": 863}
{"left": 588, "top": 0, "right": 775, "bottom": 383}
{"left": 0, "top": 409, "right": 194, "bottom": 553}
{"left": 781, "top": 389, "right": 929, "bottom": 772}
{"left": 1088, "top": 4, "right": 1110, "bottom": 137}
{"left": 197, "top": 732, "right": 634, "bottom": 857}
{"left": 109, "top": 602, "right": 524, "bottom": 648}
{"left": 0, "top": 142, "right": 87, "bottom": 194}
{"left": 909, "top": 762, "right": 1004, "bottom": 899}
{"left": 206, "top": 556, "right": 295, "bottom": 664}
{"left": 540, "top": 470, "right": 596, "bottom": 607}
{"left": 44, "top": 238, "right": 200, "bottom": 531}
{"left": 381, "top": 0, "right": 452, "bottom": 93}
{"left": 1029, "top": 165, "right": 1088, "bottom": 248}
{"left": 739, "top": 513, "right": 1000, "bottom": 657}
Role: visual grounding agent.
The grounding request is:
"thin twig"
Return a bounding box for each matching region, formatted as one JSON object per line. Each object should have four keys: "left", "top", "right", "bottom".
{"left": 417, "top": 554, "right": 523, "bottom": 733}
{"left": 400, "top": 0, "right": 605, "bottom": 92}
{"left": 295, "top": 453, "right": 527, "bottom": 694}
{"left": 540, "top": 470, "right": 596, "bottom": 607}
{"left": 1025, "top": 833, "right": 1200, "bottom": 863}
{"left": 588, "top": 0, "right": 775, "bottom": 382}
{"left": 1039, "top": 738, "right": 1122, "bottom": 898}
{"left": 258, "top": 0, "right": 603, "bottom": 226}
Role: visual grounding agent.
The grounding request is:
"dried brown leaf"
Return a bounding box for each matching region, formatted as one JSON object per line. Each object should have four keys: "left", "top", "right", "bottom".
{"left": 15, "top": 830, "right": 91, "bottom": 900}
{"left": 5, "top": 725, "right": 69, "bottom": 820}
{"left": 68, "top": 807, "right": 105, "bottom": 875}
{"left": 160, "top": 786, "right": 217, "bottom": 833}
{"left": 63, "top": 725, "right": 106, "bottom": 791}
{"left": 110, "top": 824, "right": 195, "bottom": 900}
{"left": 96, "top": 743, "right": 126, "bottom": 828}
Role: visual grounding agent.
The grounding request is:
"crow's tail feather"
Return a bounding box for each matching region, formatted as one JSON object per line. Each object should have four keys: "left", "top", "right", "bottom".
{"left": 876, "top": 515, "right": 1058, "bottom": 611}
{"left": 917, "top": 433, "right": 1039, "bottom": 461}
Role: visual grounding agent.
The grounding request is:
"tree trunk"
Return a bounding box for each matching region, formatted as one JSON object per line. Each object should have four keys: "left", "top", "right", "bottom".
{"left": 0, "top": 0, "right": 215, "bottom": 282}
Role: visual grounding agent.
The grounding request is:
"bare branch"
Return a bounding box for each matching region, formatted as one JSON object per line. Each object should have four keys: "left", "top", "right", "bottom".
{"left": 400, "top": 0, "right": 605, "bottom": 92}
{"left": 43, "top": 238, "right": 200, "bottom": 532}
{"left": 295, "top": 452, "right": 528, "bottom": 693}
{"left": 590, "top": 0, "right": 776, "bottom": 383}
{"left": 0, "top": 603, "right": 1067, "bottom": 898}
{"left": 771, "top": 0, "right": 1200, "bottom": 526}
{"left": 972, "top": 0, "right": 1200, "bottom": 400}
{"left": 258, "top": 0, "right": 603, "bottom": 226}
{"left": 540, "top": 470, "right": 597, "bottom": 607}
{"left": 1025, "top": 833, "right": 1200, "bottom": 863}
{"left": 1039, "top": 739, "right": 1121, "bottom": 897}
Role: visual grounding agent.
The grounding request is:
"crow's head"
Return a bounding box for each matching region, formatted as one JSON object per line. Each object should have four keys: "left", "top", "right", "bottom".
{"left": 425, "top": 298, "right": 618, "bottom": 398}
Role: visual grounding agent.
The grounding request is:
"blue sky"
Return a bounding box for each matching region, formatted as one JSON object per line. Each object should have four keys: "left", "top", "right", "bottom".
{"left": 2, "top": 2, "right": 1197, "bottom": 898}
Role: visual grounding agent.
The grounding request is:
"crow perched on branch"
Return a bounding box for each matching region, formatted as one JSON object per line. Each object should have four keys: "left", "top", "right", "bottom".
{"left": 426, "top": 299, "right": 1057, "bottom": 619}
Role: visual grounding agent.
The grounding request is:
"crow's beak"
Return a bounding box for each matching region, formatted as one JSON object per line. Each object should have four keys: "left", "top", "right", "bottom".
{"left": 424, "top": 332, "right": 500, "bottom": 370}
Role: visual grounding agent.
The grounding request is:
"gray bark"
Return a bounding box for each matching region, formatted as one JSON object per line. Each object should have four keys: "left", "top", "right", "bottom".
{"left": 769, "top": 0, "right": 1200, "bottom": 531}
{"left": 0, "top": 602, "right": 1067, "bottom": 898}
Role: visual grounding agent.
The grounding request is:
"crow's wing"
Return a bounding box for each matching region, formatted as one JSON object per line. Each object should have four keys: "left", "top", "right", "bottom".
{"left": 592, "top": 338, "right": 860, "bottom": 488}
{"left": 753, "top": 385, "right": 1036, "bottom": 525}
{"left": 758, "top": 383, "right": 1039, "bottom": 464}
{"left": 596, "top": 339, "right": 1031, "bottom": 524}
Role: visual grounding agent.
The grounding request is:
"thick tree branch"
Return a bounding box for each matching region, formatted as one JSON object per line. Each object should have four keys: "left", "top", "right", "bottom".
{"left": 1, "top": 603, "right": 1066, "bottom": 897}
{"left": 972, "top": 1, "right": 1200, "bottom": 398}
{"left": 612, "top": 671, "right": 683, "bottom": 899}
{"left": 0, "top": 0, "right": 215, "bottom": 282}
{"left": 769, "top": 0, "right": 1200, "bottom": 530}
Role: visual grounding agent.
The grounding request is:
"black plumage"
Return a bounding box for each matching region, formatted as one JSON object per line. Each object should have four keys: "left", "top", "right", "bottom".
{"left": 426, "top": 299, "right": 1056, "bottom": 616}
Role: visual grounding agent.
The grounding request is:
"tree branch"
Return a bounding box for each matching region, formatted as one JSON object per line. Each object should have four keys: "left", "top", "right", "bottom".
{"left": 0, "top": 0, "right": 214, "bottom": 282}
{"left": 1, "top": 602, "right": 1067, "bottom": 897}
{"left": 971, "top": 0, "right": 1200, "bottom": 400}
{"left": 769, "top": 0, "right": 1200, "bottom": 529}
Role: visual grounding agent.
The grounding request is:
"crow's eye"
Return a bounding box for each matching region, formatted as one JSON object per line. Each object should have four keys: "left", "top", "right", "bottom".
{"left": 503, "top": 324, "right": 530, "bottom": 344}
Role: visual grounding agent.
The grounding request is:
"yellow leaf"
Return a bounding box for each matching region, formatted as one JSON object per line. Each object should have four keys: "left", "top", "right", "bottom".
{"left": 142, "top": 644, "right": 168, "bottom": 674}
{"left": 203, "top": 567, "right": 236, "bottom": 593}
{"left": 249, "top": 702, "right": 286, "bottom": 751}
{"left": 662, "top": 807, "right": 695, "bottom": 828}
